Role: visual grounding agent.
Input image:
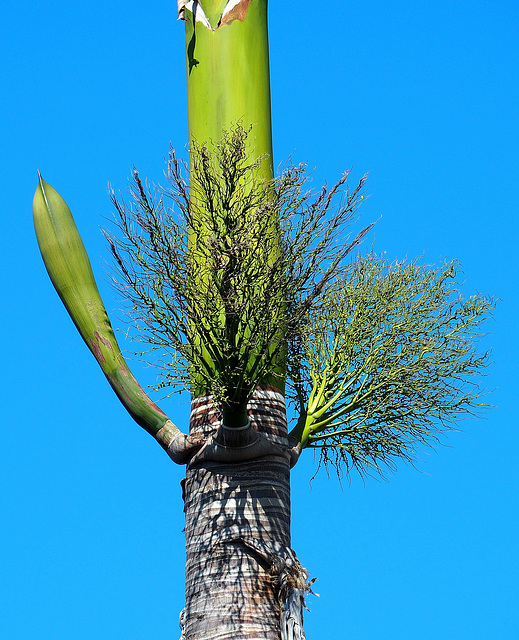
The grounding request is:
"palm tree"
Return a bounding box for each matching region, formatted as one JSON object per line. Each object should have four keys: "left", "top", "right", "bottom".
{"left": 33, "top": 2, "right": 493, "bottom": 639}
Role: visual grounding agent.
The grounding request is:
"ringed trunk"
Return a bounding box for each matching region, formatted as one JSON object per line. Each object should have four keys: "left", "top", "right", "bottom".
{"left": 182, "top": 387, "right": 294, "bottom": 639}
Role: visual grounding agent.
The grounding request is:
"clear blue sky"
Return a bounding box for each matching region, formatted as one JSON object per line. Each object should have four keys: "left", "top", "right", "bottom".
{"left": 1, "top": 1, "right": 518, "bottom": 638}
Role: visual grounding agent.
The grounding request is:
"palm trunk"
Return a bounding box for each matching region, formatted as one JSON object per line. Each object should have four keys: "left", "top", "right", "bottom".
{"left": 182, "top": 387, "right": 293, "bottom": 639}
{"left": 178, "top": 3, "right": 307, "bottom": 638}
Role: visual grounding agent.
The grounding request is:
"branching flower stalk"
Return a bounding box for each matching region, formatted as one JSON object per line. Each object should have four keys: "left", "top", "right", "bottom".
{"left": 288, "top": 253, "right": 494, "bottom": 477}
{"left": 106, "top": 126, "right": 370, "bottom": 428}
{"left": 106, "top": 125, "right": 493, "bottom": 483}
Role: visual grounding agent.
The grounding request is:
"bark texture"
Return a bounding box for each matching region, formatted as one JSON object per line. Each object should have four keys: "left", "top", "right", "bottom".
{"left": 181, "top": 387, "right": 304, "bottom": 639}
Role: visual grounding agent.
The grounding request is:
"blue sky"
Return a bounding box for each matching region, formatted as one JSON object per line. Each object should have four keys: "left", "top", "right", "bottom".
{"left": 1, "top": 1, "right": 518, "bottom": 638}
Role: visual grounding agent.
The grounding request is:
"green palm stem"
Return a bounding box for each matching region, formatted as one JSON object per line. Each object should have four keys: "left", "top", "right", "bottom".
{"left": 184, "top": 0, "right": 273, "bottom": 177}
{"left": 33, "top": 175, "right": 193, "bottom": 461}
{"left": 182, "top": 1, "right": 285, "bottom": 425}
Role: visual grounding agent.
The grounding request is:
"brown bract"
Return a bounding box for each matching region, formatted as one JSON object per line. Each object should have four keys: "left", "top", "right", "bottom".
{"left": 178, "top": 0, "right": 252, "bottom": 30}
{"left": 219, "top": 0, "right": 252, "bottom": 27}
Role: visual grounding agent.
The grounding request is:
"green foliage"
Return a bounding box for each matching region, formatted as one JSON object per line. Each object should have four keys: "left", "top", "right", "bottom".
{"left": 106, "top": 127, "right": 493, "bottom": 475}
{"left": 288, "top": 254, "right": 494, "bottom": 477}
{"left": 105, "top": 127, "right": 368, "bottom": 415}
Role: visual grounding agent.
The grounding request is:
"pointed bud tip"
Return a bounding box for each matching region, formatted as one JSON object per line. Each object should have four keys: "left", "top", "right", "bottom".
{"left": 35, "top": 171, "right": 46, "bottom": 199}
